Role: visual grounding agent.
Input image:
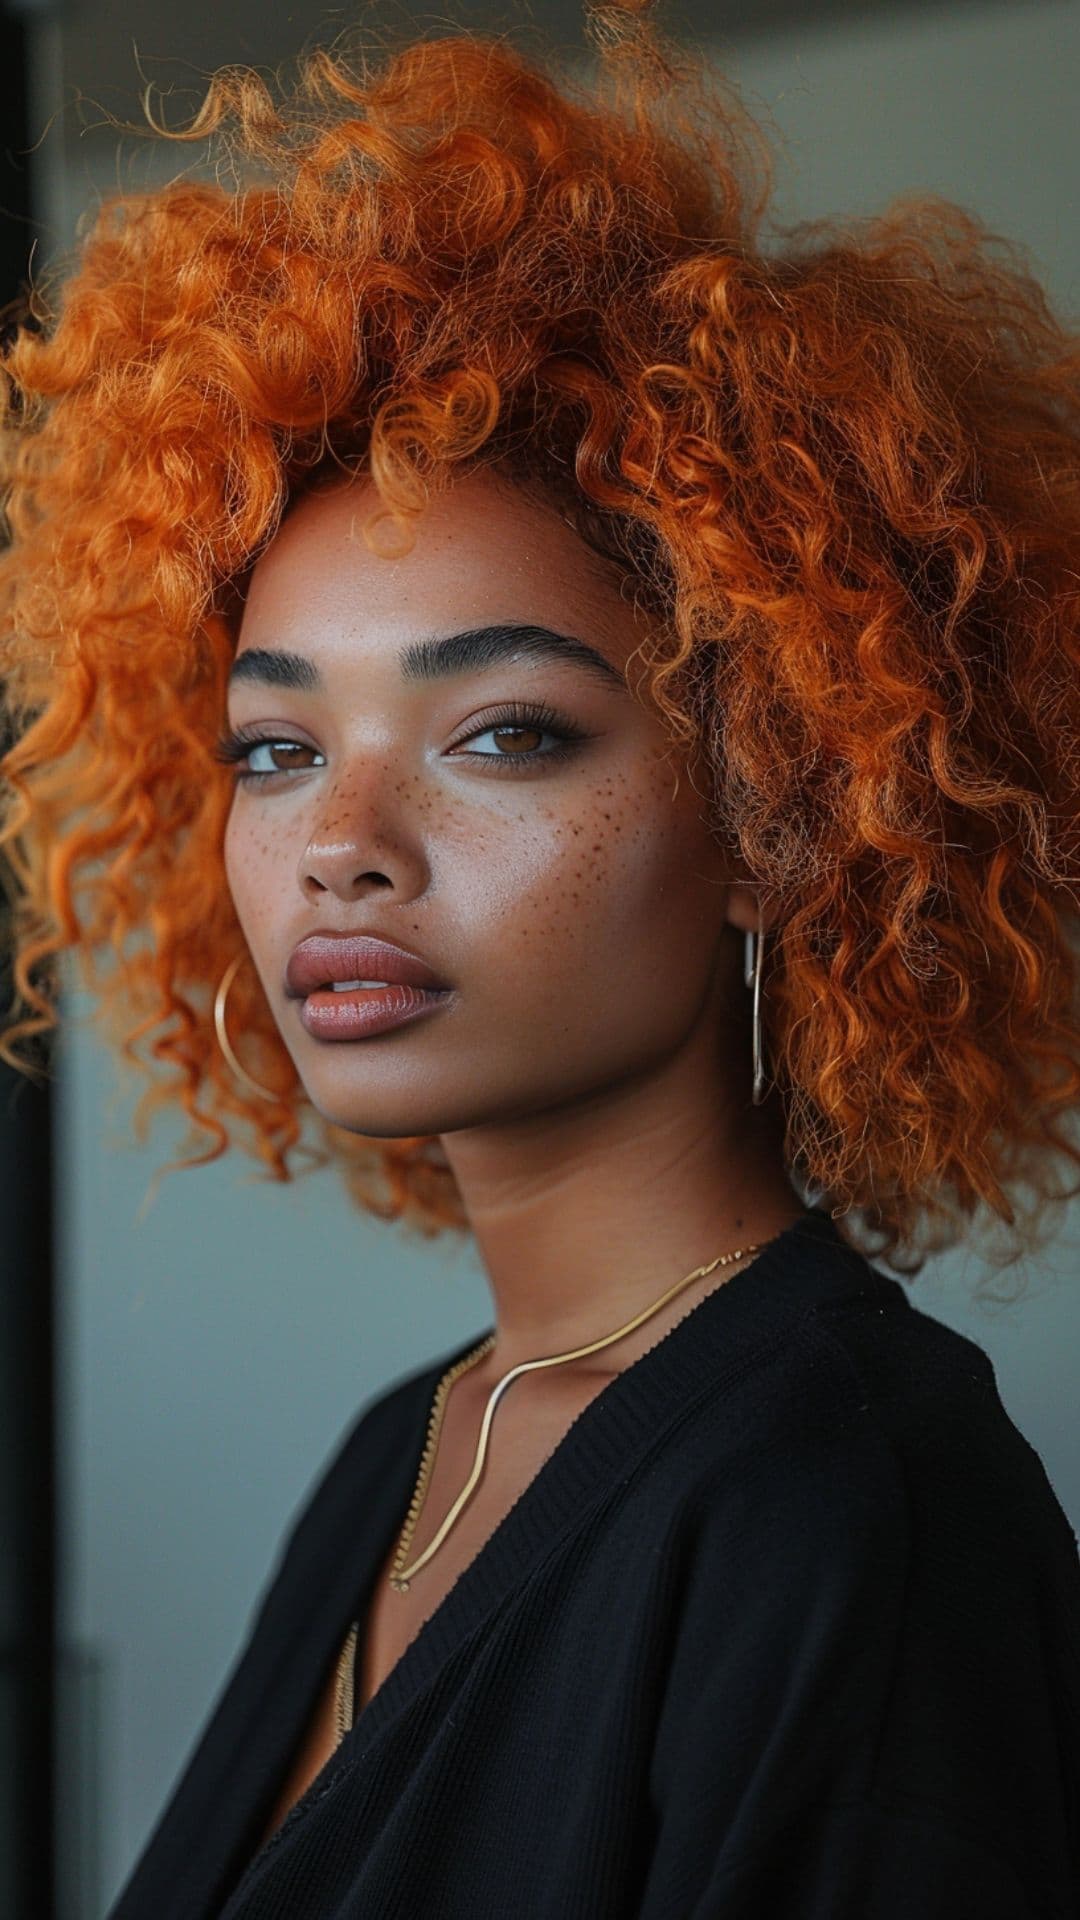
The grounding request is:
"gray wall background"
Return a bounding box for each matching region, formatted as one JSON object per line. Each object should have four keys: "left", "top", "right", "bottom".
{"left": 23, "top": 0, "right": 1080, "bottom": 1911}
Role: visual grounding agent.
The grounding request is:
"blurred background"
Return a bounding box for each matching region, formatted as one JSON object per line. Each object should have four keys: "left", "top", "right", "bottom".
{"left": 1, "top": 0, "right": 1078, "bottom": 1913}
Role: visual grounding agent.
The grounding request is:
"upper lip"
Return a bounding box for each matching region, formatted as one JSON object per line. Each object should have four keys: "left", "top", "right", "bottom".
{"left": 285, "top": 931, "right": 451, "bottom": 999}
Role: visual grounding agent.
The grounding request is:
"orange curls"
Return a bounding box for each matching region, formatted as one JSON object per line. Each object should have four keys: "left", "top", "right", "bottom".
{"left": 2, "top": 5, "right": 1080, "bottom": 1281}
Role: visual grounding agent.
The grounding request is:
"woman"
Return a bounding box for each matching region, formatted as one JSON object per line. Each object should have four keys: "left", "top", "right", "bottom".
{"left": 2, "top": 4, "right": 1079, "bottom": 1914}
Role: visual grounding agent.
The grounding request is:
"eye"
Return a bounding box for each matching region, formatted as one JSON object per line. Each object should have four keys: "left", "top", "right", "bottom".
{"left": 212, "top": 727, "right": 325, "bottom": 781}
{"left": 213, "top": 701, "right": 589, "bottom": 785}
{"left": 447, "top": 701, "right": 588, "bottom": 771}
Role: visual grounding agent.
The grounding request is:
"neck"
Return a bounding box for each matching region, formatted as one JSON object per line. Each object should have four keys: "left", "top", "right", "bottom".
{"left": 439, "top": 1033, "right": 806, "bottom": 1384}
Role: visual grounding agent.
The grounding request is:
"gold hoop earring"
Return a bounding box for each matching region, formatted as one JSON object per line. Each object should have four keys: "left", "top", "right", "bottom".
{"left": 214, "top": 951, "right": 282, "bottom": 1104}
{"left": 744, "top": 918, "right": 768, "bottom": 1105}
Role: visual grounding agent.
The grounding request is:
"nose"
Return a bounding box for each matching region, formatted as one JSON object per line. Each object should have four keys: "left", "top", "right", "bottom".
{"left": 296, "top": 763, "right": 431, "bottom": 904}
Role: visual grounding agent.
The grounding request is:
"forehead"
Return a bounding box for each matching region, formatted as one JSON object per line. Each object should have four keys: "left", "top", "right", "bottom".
{"left": 237, "top": 468, "right": 641, "bottom": 672}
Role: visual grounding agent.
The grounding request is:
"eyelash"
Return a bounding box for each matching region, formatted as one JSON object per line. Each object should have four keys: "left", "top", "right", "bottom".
{"left": 211, "top": 701, "right": 588, "bottom": 784}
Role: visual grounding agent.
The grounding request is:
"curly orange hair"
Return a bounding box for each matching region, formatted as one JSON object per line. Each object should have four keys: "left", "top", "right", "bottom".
{"left": 2, "top": 3, "right": 1080, "bottom": 1283}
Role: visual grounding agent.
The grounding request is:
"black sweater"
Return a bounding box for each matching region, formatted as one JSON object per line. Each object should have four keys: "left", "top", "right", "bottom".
{"left": 107, "top": 1207, "right": 1080, "bottom": 1919}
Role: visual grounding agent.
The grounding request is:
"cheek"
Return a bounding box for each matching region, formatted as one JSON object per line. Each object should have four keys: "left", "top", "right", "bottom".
{"left": 223, "top": 809, "right": 276, "bottom": 935}
{"left": 450, "top": 766, "right": 717, "bottom": 1007}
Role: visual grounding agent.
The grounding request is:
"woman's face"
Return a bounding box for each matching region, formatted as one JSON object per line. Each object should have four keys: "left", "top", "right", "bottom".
{"left": 223, "top": 468, "right": 747, "bottom": 1140}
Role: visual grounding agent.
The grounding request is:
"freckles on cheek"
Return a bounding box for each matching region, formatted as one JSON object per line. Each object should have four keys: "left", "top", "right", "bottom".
{"left": 224, "top": 816, "right": 276, "bottom": 921}
{"left": 575, "top": 764, "right": 686, "bottom": 929}
{"left": 461, "top": 806, "right": 580, "bottom": 979}
{"left": 493, "top": 774, "right": 651, "bottom": 964}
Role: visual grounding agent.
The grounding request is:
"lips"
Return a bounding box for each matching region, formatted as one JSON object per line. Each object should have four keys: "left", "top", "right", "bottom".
{"left": 285, "top": 932, "right": 450, "bottom": 1000}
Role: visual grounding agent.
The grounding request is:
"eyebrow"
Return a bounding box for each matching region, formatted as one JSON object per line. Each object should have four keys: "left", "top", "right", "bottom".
{"left": 226, "top": 623, "right": 628, "bottom": 696}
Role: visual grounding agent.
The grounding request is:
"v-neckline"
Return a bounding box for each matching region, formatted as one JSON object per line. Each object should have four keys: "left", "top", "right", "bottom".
{"left": 227, "top": 1206, "right": 890, "bottom": 1898}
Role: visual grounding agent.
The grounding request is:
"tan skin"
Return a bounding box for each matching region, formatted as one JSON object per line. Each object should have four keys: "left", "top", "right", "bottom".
{"left": 222, "top": 467, "right": 809, "bottom": 1844}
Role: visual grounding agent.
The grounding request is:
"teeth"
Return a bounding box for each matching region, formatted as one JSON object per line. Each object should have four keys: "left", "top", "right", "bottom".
{"left": 329, "top": 979, "right": 392, "bottom": 991}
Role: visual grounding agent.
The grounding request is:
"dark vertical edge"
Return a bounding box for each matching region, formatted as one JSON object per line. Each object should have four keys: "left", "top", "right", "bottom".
{"left": 0, "top": 0, "right": 58, "bottom": 1914}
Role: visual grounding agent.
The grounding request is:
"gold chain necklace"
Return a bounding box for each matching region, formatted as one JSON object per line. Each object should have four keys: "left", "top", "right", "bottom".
{"left": 331, "top": 1237, "right": 766, "bottom": 1744}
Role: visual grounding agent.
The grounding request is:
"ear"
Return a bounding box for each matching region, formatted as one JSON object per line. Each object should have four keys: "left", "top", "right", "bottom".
{"left": 723, "top": 879, "right": 783, "bottom": 938}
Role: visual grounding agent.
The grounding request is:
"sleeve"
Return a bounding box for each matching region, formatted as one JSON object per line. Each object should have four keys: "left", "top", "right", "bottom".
{"left": 634, "top": 1396, "right": 1057, "bottom": 1920}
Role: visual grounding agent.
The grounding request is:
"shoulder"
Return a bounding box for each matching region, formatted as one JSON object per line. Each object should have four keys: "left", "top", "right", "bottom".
{"left": 662, "top": 1270, "right": 1079, "bottom": 1610}
{"left": 647, "top": 1277, "right": 1080, "bottom": 1890}
{"left": 802, "top": 1279, "right": 1076, "bottom": 1567}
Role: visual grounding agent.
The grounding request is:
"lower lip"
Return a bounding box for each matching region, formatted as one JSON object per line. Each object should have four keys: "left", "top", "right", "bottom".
{"left": 297, "top": 984, "right": 452, "bottom": 1040}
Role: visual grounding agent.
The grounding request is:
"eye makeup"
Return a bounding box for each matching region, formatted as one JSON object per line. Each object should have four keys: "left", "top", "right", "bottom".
{"left": 212, "top": 698, "right": 592, "bottom": 784}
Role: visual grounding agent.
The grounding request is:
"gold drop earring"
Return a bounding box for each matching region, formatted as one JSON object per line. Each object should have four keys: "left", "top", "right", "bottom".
{"left": 744, "top": 915, "right": 768, "bottom": 1105}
